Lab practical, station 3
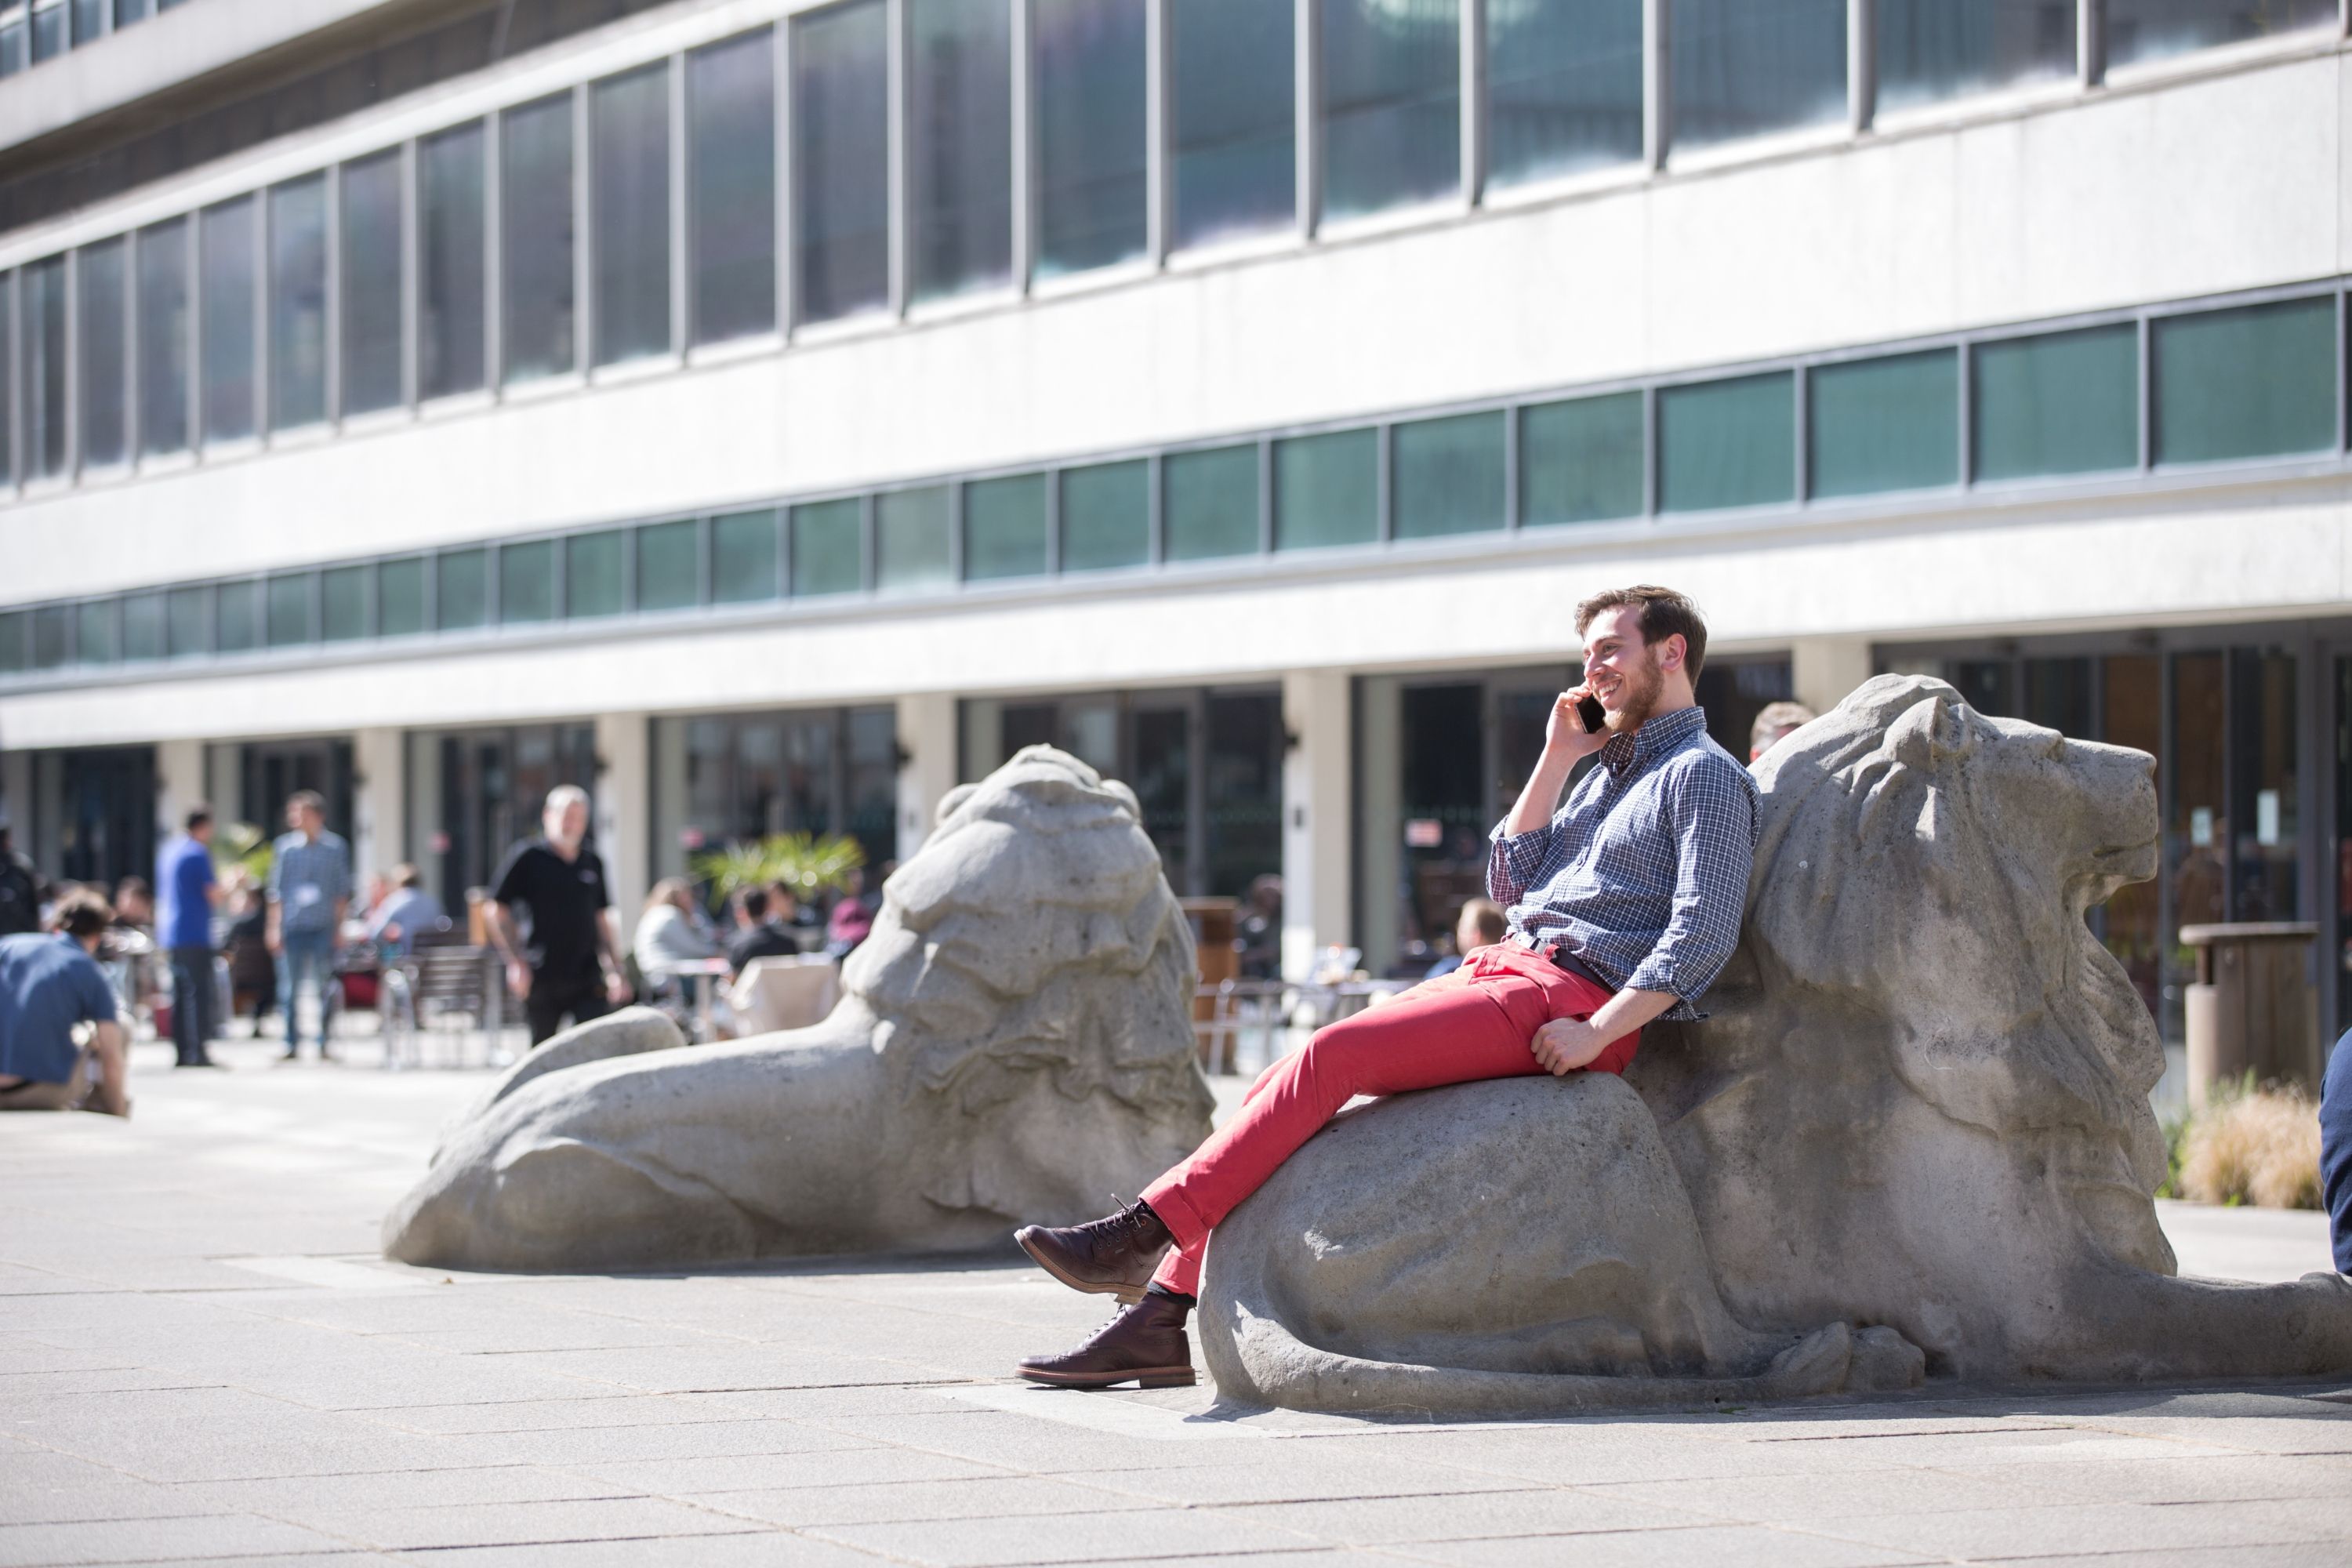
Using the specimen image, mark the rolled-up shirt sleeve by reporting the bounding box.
[1486,815,1562,909]
[1620,761,1756,1012]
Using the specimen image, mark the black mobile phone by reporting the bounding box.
[1576,694,1606,733]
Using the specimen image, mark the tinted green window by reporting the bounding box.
[33,607,73,669]
[1164,445,1260,561]
[0,612,24,673]
[1521,391,1642,525]
[166,586,210,658]
[712,510,782,604]
[1972,324,2137,481]
[321,565,370,641]
[122,592,165,661]
[1392,412,1504,539]
[1275,429,1377,550]
[216,579,261,652]
[792,499,864,596]
[965,474,1048,582]
[876,486,953,595]
[1061,459,1149,572]
[500,540,557,624]
[77,601,119,665]
[2153,297,2337,466]
[1657,371,1794,512]
[265,575,312,647]
[637,520,701,612]
[437,548,488,630]
[567,531,625,618]
[1809,347,1958,499]
[379,557,427,637]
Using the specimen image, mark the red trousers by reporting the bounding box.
[1140,942,1639,1297]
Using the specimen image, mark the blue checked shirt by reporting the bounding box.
[1486,704,1759,1022]
[267,829,353,938]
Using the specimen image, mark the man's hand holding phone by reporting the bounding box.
[1544,685,1610,764]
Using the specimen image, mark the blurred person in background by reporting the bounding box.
[1749,700,1817,762]
[488,785,630,1047]
[0,825,42,938]
[1236,874,1283,981]
[634,878,721,978]
[2325,1030,2350,1276]
[1424,898,1508,981]
[111,876,154,931]
[156,807,224,1069]
[0,888,131,1117]
[267,790,351,1062]
[365,864,444,956]
[825,866,874,959]
[726,887,797,976]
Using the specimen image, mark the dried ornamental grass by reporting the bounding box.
[2176,1085,2323,1210]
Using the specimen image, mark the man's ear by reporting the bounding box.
[1658,633,1686,672]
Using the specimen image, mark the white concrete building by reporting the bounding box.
[1,0,2347,1051]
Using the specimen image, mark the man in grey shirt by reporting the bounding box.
[267,789,350,1062]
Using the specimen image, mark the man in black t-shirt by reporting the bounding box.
[724,888,799,977]
[488,786,632,1047]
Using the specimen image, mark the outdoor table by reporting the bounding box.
[648,956,735,1043]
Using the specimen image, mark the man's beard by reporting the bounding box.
[1606,650,1667,731]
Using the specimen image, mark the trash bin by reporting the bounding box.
[2180,921,2320,1108]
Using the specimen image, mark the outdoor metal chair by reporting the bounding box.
[382,920,506,1070]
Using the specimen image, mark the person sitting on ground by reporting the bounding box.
[1011,585,1758,1389]
[2324,1030,2351,1277]
[0,888,132,1117]
[365,864,445,956]
[1423,898,1508,981]
[724,887,799,976]
[1749,699,1818,761]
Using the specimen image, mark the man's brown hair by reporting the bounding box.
[1459,898,1508,946]
[1573,584,1708,684]
[51,887,113,940]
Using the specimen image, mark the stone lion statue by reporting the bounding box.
[1201,676,2352,1414]
[383,746,1214,1272]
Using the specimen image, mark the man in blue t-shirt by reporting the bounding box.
[157,806,223,1069]
[0,888,130,1116]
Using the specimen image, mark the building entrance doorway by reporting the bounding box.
[415,724,597,906]
[237,739,356,845]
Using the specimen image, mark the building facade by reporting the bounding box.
[1,0,2348,1057]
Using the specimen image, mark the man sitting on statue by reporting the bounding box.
[1012,584,1760,1388]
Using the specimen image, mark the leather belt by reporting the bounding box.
[1541,942,1613,993]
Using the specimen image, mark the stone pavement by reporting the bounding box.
[5,1029,2351,1567]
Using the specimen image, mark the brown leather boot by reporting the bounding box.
[1018,1294,1196,1389]
[1014,1200,1172,1304]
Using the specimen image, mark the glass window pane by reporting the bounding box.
[500,540,557,623]
[637,519,700,611]
[1671,0,1846,151]
[321,564,369,642]
[909,0,1013,303]
[199,198,256,443]
[877,485,955,593]
[1521,391,1642,525]
[1061,458,1149,571]
[1164,444,1259,561]
[266,574,312,648]
[437,549,488,630]
[33,605,72,670]
[116,0,152,28]
[1808,347,1958,498]
[122,592,164,662]
[1657,371,1795,511]
[711,509,781,603]
[793,0,890,324]
[567,531,625,618]
[0,612,26,675]
[2107,0,2334,70]
[965,473,1048,580]
[792,499,865,595]
[1321,0,1458,220]
[20,256,65,478]
[1488,0,1642,187]
[1393,411,1504,539]
[268,175,328,430]
[1875,1,2074,112]
[69,0,98,45]
[1035,0,1147,278]
[593,65,672,365]
[420,122,487,399]
[136,218,190,455]
[77,601,118,666]
[0,19,21,79]
[1275,428,1377,550]
[341,151,405,416]
[0,277,11,483]
[77,238,127,466]
[503,92,576,384]
[379,557,427,637]
[30,1,59,62]
[1972,323,2138,481]
[2154,297,2337,466]
[165,585,209,658]
[1171,0,1294,250]
[689,29,777,345]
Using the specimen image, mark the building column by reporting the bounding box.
[1791,637,1875,717]
[895,691,959,862]
[351,728,403,886]
[1281,670,1352,982]
[595,713,651,917]
[154,738,205,848]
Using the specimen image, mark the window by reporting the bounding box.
[965,473,1049,580]
[216,579,261,654]
[321,565,370,642]
[437,549,489,631]
[593,65,672,365]
[68,0,96,44]
[114,0,151,22]
[1657,372,1795,511]
[266,574,313,648]
[1671,0,1846,151]
[1164,444,1260,561]
[165,586,209,659]
[1321,0,1459,220]
[1521,391,1642,525]
[499,541,558,624]
[712,509,782,603]
[136,218,191,455]
[1875,1,2074,112]
[637,520,701,611]
[877,485,955,593]
[568,531,626,618]
[793,0,890,323]
[0,13,23,78]
[1487,0,1643,187]
[688,30,777,344]
[1061,458,1149,571]
[269,175,328,430]
[199,198,256,443]
[2154,297,2337,466]
[33,606,71,670]
[77,601,118,666]
[503,92,576,383]
[420,122,488,399]
[909,0,1014,303]
[0,613,27,676]
[1170,0,1294,250]
[1972,323,2138,480]
[1035,0,1148,278]
[29,0,59,63]
[340,151,404,415]
[379,557,427,637]
[1392,412,1505,539]
[77,238,128,467]
[1275,429,1377,550]
[122,593,164,662]
[2107,0,2335,71]
[1809,348,1958,498]
[21,256,65,478]
[792,499,864,595]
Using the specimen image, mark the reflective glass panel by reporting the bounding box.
[341,151,405,415]
[29,1,59,62]
[567,530,625,618]
[136,218,191,455]
[1488,0,1643,187]
[33,606,72,669]
[1657,371,1795,511]
[1972,323,2138,480]
[77,601,118,666]
[1671,0,1846,150]
[378,557,427,637]
[69,0,97,44]
[877,485,955,593]
[420,122,488,398]
[0,612,27,675]
[122,593,165,662]
[20,256,64,478]
[1809,347,1958,497]
[688,29,778,344]
[965,473,1048,580]
[1170,0,1294,249]
[1035,0,1147,278]
[2154,297,2337,466]
[321,565,369,642]
[114,0,151,24]
[1876,0,2074,111]
[2107,0,2335,69]
[909,0,1013,303]
[77,238,127,466]
[711,509,782,603]
[637,519,701,611]
[437,549,489,631]
[792,499,865,595]
[1521,391,1642,525]
[500,540,558,624]
[503,92,576,383]
[265,574,312,648]
[793,0,890,323]
[1164,445,1260,561]
[199,198,256,442]
[165,586,209,658]
[593,65,672,365]
[1392,411,1504,539]
[268,175,328,430]
[1275,428,1377,550]
[0,20,20,78]
[1321,0,1458,220]
[1061,458,1149,571]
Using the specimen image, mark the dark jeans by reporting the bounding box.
[525,974,615,1047]
[168,945,218,1065]
[2324,1029,2352,1275]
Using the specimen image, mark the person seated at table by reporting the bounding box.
[365,864,445,955]
[1423,898,1508,981]
[724,887,798,977]
[634,878,722,1004]
[0,888,132,1117]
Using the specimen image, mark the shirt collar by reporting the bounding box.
[1600,703,1708,777]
